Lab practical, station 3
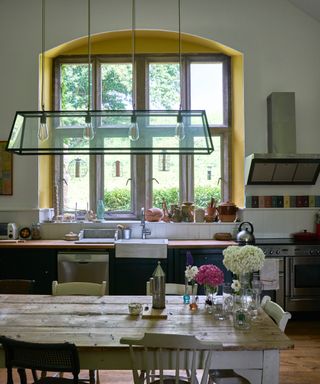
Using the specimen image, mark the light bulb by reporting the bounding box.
[129,114,140,141]
[175,114,185,141]
[83,113,95,140]
[38,113,49,142]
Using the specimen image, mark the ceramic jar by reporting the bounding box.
[181,202,194,222]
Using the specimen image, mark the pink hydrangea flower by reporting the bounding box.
[195,264,224,287]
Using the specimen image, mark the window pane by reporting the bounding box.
[149,63,180,109]
[101,63,132,212]
[190,63,223,125]
[63,155,90,212]
[101,63,132,109]
[152,138,180,209]
[194,136,221,208]
[60,64,92,127]
[61,64,90,110]
[60,64,91,214]
[103,138,131,212]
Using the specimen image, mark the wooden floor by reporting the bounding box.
[0,313,319,383]
[280,313,320,384]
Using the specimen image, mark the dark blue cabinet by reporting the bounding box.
[109,257,168,295]
[169,248,232,294]
[0,248,57,294]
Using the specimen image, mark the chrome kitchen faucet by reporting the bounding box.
[141,207,151,239]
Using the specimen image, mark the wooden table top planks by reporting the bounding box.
[0,294,293,352]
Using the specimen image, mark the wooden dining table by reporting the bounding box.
[0,294,294,384]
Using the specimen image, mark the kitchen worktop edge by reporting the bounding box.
[0,239,237,249]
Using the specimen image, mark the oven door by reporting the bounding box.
[286,256,320,311]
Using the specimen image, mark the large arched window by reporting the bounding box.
[47,31,241,218]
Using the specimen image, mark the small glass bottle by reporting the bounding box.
[183,279,190,304]
[31,223,41,240]
[96,200,105,220]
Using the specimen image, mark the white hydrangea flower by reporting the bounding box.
[223,245,265,275]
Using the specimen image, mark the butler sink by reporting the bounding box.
[115,239,168,258]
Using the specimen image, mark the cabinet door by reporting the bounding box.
[110,258,168,295]
[171,248,232,293]
[0,249,57,294]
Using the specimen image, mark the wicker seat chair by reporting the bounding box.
[0,335,86,383]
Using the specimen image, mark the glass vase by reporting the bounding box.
[204,285,217,314]
[233,273,252,329]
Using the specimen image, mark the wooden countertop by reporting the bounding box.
[0,239,237,249]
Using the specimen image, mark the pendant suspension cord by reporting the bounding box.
[41,0,45,112]
[178,0,182,112]
[87,0,91,113]
[131,0,136,111]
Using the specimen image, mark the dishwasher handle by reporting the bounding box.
[57,252,109,263]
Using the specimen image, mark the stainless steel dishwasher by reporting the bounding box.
[57,251,109,294]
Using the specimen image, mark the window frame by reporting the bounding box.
[53,53,231,219]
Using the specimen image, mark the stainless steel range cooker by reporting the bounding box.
[255,238,320,312]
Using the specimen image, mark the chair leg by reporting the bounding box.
[208,369,250,384]
[96,369,100,384]
[89,369,96,384]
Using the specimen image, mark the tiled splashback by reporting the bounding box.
[246,195,320,208]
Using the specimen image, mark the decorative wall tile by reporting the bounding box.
[309,196,315,207]
[284,196,290,208]
[245,195,320,208]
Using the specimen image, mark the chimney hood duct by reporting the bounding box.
[245,92,320,185]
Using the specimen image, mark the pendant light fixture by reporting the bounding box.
[128,0,140,142]
[6,0,213,155]
[83,0,94,141]
[38,0,49,142]
[175,0,185,142]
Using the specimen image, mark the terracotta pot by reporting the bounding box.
[217,201,238,222]
[145,208,163,222]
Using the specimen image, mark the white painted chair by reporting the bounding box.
[52,280,106,296]
[208,295,292,384]
[261,295,292,332]
[146,282,198,296]
[52,280,106,384]
[120,332,222,384]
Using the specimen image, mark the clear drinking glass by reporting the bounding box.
[222,282,234,315]
[213,295,226,320]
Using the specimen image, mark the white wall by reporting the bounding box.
[0,0,319,234]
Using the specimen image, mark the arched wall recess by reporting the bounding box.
[38,30,244,207]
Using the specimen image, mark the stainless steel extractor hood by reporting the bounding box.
[245,92,320,185]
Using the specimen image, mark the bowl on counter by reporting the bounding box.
[217,201,238,222]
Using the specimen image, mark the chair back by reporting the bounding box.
[120,333,221,384]
[0,335,80,384]
[146,282,198,296]
[52,281,106,296]
[261,295,292,332]
[0,279,35,294]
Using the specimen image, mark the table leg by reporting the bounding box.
[262,350,280,384]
